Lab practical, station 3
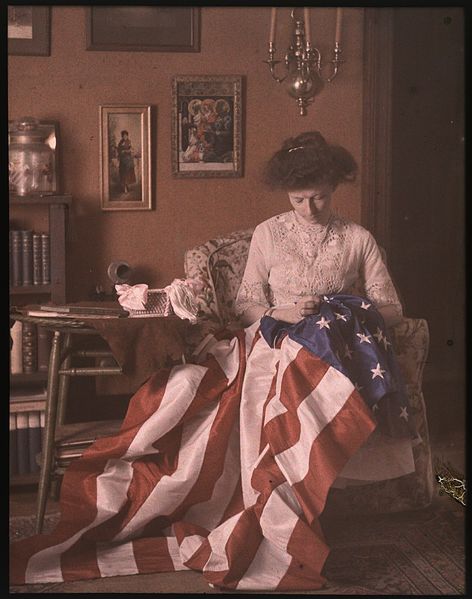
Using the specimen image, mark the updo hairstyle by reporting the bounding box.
[264,131,357,190]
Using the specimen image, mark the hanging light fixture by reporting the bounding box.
[263,7,344,116]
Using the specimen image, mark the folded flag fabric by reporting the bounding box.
[260,294,415,439]
[11,310,382,591]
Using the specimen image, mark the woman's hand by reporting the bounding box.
[271,295,321,324]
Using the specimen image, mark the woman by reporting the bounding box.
[117,130,136,193]
[236,130,402,330]
[11,132,414,592]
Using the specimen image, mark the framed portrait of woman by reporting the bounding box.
[99,105,152,211]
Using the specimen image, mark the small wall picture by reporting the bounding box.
[171,75,243,178]
[8,6,50,56]
[99,105,152,211]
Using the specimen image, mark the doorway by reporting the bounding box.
[363,8,465,443]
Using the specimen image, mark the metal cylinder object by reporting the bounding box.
[107,261,132,284]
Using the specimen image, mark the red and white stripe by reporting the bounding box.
[11,326,376,591]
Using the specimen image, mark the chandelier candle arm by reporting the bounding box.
[327,41,344,83]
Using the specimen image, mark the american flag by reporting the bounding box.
[11,295,405,591]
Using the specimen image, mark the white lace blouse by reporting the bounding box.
[235,211,402,321]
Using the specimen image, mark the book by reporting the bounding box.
[10,385,48,409]
[10,319,23,374]
[41,233,50,284]
[10,414,18,477]
[16,412,29,476]
[10,230,22,287]
[22,321,37,373]
[33,233,42,285]
[25,310,126,319]
[39,304,129,316]
[10,385,48,401]
[20,230,33,286]
[28,411,42,473]
[37,326,52,372]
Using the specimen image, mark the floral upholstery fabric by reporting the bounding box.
[184,230,434,513]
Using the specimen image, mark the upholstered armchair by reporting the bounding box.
[184,229,434,514]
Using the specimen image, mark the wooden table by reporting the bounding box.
[9,311,190,533]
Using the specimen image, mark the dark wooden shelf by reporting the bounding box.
[10,284,52,295]
[9,193,72,206]
[11,372,49,385]
[10,472,39,486]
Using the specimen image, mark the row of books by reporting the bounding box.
[10,386,46,477]
[10,229,50,287]
[10,320,51,374]
[10,406,45,477]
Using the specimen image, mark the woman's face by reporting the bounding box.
[288,183,334,225]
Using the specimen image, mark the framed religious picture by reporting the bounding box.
[99,105,152,211]
[171,75,243,178]
[8,6,50,56]
[86,7,200,52]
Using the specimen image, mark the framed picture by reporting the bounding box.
[99,105,152,211]
[8,6,50,56]
[8,119,60,195]
[86,7,200,52]
[171,75,243,178]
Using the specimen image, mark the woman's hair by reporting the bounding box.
[121,130,129,137]
[264,131,357,190]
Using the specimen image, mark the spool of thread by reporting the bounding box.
[107,261,132,284]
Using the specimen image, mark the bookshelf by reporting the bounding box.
[10,194,71,305]
[10,194,71,487]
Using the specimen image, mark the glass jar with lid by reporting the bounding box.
[9,117,55,196]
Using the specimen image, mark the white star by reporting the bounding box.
[371,363,386,379]
[360,301,372,310]
[316,316,331,330]
[323,295,330,302]
[373,327,384,343]
[400,406,409,421]
[382,337,392,351]
[356,332,372,344]
[344,344,354,359]
[372,403,379,412]
[354,382,363,392]
[334,312,348,321]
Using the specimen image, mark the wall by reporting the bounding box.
[9,6,365,300]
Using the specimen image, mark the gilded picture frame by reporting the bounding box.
[99,105,152,211]
[8,6,50,56]
[171,75,243,178]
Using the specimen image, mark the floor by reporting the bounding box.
[9,433,466,594]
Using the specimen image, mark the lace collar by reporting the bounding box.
[290,210,334,233]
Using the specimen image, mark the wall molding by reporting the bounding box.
[361,8,394,253]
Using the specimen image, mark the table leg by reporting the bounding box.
[56,333,72,426]
[36,330,63,534]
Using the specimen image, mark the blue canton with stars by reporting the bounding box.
[260,294,416,439]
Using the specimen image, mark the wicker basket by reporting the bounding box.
[127,289,174,318]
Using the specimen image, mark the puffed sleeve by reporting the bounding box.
[361,232,403,319]
[235,224,271,324]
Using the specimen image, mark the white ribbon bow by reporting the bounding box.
[115,283,149,310]
[164,279,199,324]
